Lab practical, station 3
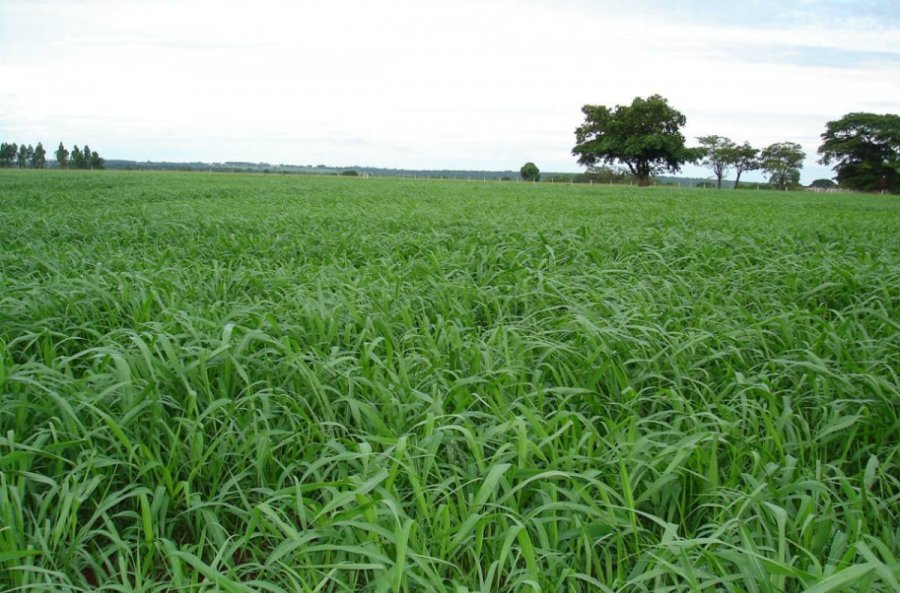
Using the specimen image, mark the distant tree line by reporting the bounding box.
[0,140,104,169]
[533,166,635,185]
[0,142,47,168]
[54,142,105,169]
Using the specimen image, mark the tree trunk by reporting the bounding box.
[716,174,723,189]
[626,162,652,187]
[733,170,743,189]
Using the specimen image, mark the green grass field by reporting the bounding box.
[1,171,898,592]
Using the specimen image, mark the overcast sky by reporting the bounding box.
[2,0,899,182]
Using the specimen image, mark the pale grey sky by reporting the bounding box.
[1,0,899,182]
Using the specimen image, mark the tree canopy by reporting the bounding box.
[0,142,17,167]
[90,150,105,170]
[70,145,85,169]
[16,145,32,169]
[725,142,760,189]
[32,143,47,168]
[760,142,805,190]
[818,112,900,194]
[0,140,102,169]
[573,94,698,187]
[56,142,69,168]
[520,162,540,182]
[810,178,837,189]
[697,135,735,189]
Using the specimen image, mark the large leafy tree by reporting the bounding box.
[818,112,900,193]
[697,135,735,189]
[573,94,698,187]
[520,162,540,182]
[760,142,805,190]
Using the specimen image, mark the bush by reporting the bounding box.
[810,178,837,189]
[735,182,772,190]
[574,165,631,185]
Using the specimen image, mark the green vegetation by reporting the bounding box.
[729,142,762,189]
[811,179,838,190]
[520,162,540,182]
[696,136,760,190]
[68,144,106,170]
[0,140,103,170]
[1,171,898,592]
[101,160,527,180]
[760,142,806,191]
[696,135,735,189]
[573,95,701,187]
[818,113,900,194]
[0,143,18,167]
[55,142,70,169]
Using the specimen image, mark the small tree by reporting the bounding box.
[32,143,47,168]
[55,142,69,168]
[520,162,540,182]
[726,142,760,189]
[761,142,805,190]
[577,165,631,184]
[90,150,105,170]
[0,142,18,167]
[697,135,735,189]
[82,144,92,169]
[17,144,29,168]
[70,145,84,169]
[573,94,699,187]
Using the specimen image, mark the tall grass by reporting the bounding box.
[1,171,898,592]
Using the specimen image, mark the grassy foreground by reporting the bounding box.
[1,171,898,592]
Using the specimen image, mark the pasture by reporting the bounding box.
[1,171,898,592]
